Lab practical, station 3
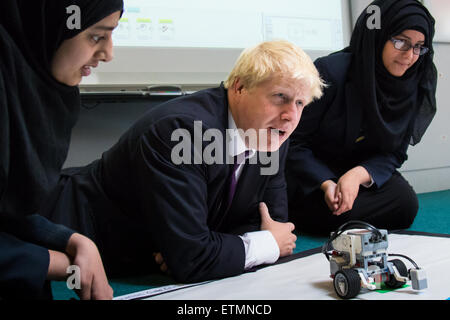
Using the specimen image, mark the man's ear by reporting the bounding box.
[233,78,245,94]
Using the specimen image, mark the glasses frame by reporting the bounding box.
[390,37,429,56]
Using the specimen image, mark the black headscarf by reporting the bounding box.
[343,0,437,152]
[0,0,124,79]
[0,0,123,217]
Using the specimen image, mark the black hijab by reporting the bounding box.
[343,0,437,152]
[0,0,123,217]
[0,0,124,79]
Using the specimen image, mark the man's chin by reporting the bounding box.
[248,134,286,152]
[256,143,282,153]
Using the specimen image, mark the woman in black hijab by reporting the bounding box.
[0,0,123,299]
[286,0,437,234]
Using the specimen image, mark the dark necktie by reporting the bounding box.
[226,150,250,210]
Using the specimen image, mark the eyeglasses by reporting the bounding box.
[390,38,429,56]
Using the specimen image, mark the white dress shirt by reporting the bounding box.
[227,110,280,269]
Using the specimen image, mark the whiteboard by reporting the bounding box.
[80,0,351,87]
[423,0,450,43]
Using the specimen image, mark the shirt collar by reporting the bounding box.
[227,109,256,160]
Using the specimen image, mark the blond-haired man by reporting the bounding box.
[43,40,324,283]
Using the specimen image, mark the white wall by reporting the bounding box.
[401,42,450,193]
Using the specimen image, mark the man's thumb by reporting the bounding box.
[259,202,272,223]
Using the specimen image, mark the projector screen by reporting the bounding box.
[81,0,351,88]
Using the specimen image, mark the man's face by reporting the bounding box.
[230,76,310,152]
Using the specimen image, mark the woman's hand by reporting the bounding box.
[65,233,113,300]
[320,166,371,216]
[333,166,371,216]
[321,180,340,212]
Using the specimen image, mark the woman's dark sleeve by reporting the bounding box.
[1,64,74,299]
[286,58,338,197]
[0,231,50,299]
[1,214,75,252]
[1,56,74,250]
[0,47,46,299]
[358,134,410,188]
[0,214,75,299]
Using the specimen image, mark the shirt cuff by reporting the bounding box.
[239,230,280,270]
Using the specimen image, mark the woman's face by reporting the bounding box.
[382,29,425,77]
[51,11,121,86]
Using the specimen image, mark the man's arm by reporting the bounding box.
[135,118,246,283]
[239,143,297,269]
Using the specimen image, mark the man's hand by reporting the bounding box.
[65,233,113,300]
[259,202,296,257]
[153,252,170,274]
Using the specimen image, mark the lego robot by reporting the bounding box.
[322,221,427,299]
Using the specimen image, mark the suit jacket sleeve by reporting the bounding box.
[286,58,339,197]
[134,116,245,283]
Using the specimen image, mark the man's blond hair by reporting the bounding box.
[224,40,325,103]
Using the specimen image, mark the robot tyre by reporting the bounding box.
[333,269,361,299]
[384,259,408,289]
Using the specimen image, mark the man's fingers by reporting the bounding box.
[287,222,295,232]
[154,252,164,265]
[153,253,171,274]
[289,242,296,254]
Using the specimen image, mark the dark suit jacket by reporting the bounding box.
[286,52,410,199]
[93,85,288,283]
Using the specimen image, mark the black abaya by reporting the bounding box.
[286,0,437,235]
[0,0,123,299]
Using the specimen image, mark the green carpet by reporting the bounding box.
[52,189,450,300]
[409,189,450,234]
